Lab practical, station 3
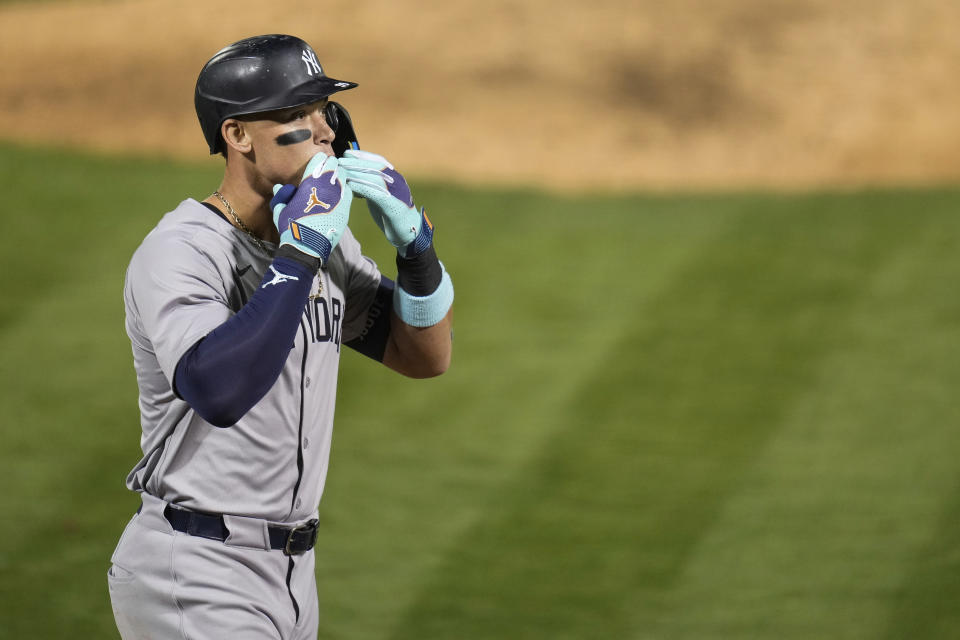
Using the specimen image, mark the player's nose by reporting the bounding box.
[312,110,335,146]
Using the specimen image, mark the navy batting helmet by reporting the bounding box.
[195,34,358,154]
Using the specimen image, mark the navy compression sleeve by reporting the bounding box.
[173,251,316,427]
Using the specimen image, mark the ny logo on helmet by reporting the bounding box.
[301,50,322,76]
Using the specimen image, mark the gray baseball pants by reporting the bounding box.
[108,493,319,639]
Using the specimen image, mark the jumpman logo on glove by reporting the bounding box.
[303,188,331,214]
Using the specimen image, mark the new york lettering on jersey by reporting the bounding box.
[304,295,343,349]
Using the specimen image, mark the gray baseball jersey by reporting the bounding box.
[122,197,381,522]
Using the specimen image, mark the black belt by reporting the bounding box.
[163,505,318,556]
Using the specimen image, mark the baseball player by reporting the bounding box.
[107,34,453,639]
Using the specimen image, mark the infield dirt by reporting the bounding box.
[1,0,959,191]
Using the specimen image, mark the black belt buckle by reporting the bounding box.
[283,519,319,556]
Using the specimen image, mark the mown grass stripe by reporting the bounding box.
[385,194,933,639]
[637,205,960,639]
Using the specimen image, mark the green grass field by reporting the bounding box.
[2,141,960,639]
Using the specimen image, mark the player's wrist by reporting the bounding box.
[279,230,333,264]
[396,242,443,296]
[393,263,453,327]
[393,213,453,327]
[276,244,322,272]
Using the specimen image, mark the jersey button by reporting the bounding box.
[295,498,302,510]
[305,376,312,388]
[303,437,310,449]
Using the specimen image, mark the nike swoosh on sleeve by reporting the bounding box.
[232,265,252,307]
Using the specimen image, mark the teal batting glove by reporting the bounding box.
[339,150,432,257]
[272,152,353,264]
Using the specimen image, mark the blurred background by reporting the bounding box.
[2,0,960,638]
[3,0,960,190]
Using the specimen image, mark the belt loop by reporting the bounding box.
[222,514,272,550]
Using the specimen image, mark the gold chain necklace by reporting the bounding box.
[212,191,267,253]
[212,191,324,298]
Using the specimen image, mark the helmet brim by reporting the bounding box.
[203,77,357,153]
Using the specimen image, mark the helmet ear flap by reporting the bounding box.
[325,101,359,157]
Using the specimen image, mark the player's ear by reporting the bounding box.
[221,119,252,154]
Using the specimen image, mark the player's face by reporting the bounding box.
[244,99,336,187]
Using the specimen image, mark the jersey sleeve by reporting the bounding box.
[125,231,233,384]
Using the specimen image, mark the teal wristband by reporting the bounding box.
[393,264,454,327]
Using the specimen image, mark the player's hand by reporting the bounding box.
[271,152,353,264]
[339,150,433,257]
